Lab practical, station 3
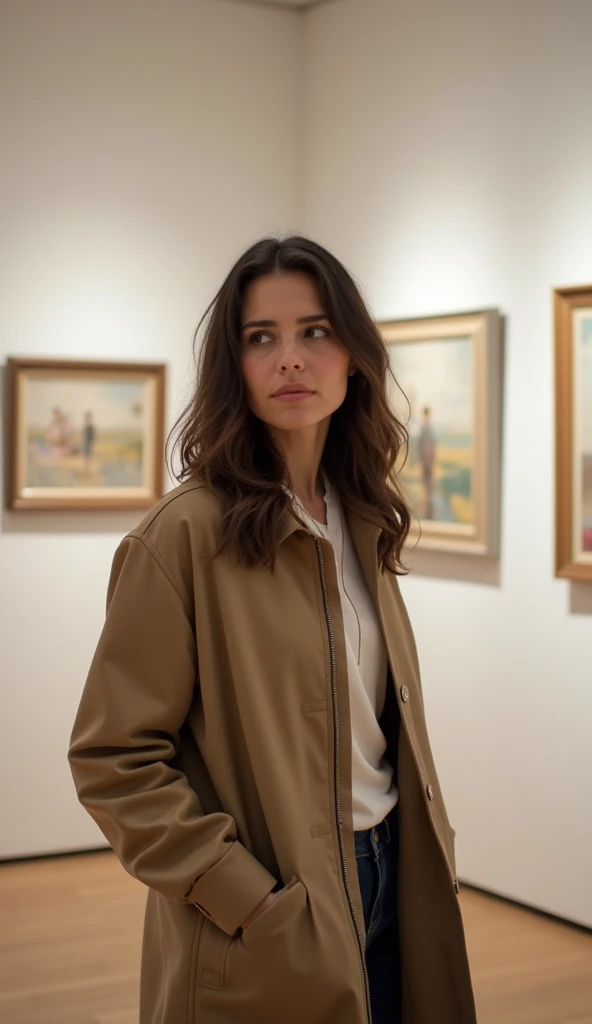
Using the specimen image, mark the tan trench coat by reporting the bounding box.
[68,480,477,1024]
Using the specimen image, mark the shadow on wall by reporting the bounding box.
[570,584,592,616]
[0,508,144,536]
[404,548,501,587]
[405,551,592,615]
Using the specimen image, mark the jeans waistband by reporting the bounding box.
[354,805,398,858]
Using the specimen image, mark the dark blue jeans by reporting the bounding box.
[355,806,401,1024]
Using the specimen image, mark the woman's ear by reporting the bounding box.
[348,364,357,376]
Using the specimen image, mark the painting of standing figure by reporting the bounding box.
[379,310,502,556]
[418,407,437,518]
[394,336,473,527]
[6,358,166,510]
[555,286,592,582]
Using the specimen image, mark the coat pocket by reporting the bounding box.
[200,876,330,1022]
[240,875,308,953]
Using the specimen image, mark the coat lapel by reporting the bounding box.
[343,507,381,603]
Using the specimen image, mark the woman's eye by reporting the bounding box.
[247,326,330,345]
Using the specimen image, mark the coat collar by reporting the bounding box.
[345,506,382,601]
[279,500,381,597]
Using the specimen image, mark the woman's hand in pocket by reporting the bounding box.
[240,889,280,932]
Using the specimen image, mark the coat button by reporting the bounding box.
[426,784,434,801]
[400,685,410,703]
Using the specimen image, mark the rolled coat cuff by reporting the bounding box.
[186,840,277,935]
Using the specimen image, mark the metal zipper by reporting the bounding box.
[314,537,373,1024]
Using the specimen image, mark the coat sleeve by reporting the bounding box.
[68,534,277,936]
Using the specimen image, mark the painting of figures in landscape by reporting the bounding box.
[6,359,165,510]
[380,310,502,556]
[391,336,473,528]
[575,309,592,559]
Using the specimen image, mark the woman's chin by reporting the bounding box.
[264,410,332,434]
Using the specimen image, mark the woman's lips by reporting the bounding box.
[272,391,315,402]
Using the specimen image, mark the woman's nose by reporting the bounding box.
[276,341,304,372]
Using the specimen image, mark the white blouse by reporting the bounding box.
[288,474,399,831]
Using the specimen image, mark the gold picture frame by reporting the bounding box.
[554,285,592,583]
[379,310,503,556]
[5,357,166,511]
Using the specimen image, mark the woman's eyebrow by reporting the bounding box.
[241,313,330,330]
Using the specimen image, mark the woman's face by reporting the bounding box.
[239,272,353,435]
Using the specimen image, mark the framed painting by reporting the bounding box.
[5,358,166,511]
[555,285,592,583]
[379,310,503,556]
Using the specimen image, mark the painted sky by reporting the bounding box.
[27,377,147,432]
[389,335,473,434]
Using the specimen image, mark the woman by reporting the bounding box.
[68,236,477,1024]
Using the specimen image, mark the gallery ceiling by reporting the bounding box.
[209,0,329,9]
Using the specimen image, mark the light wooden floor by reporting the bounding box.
[0,850,590,1023]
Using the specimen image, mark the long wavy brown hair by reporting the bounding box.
[168,235,411,571]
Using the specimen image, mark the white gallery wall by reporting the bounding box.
[303,0,592,927]
[0,0,301,858]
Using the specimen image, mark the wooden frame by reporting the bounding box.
[379,310,503,556]
[554,285,592,582]
[5,357,166,511]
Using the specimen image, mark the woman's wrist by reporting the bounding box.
[240,887,279,932]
